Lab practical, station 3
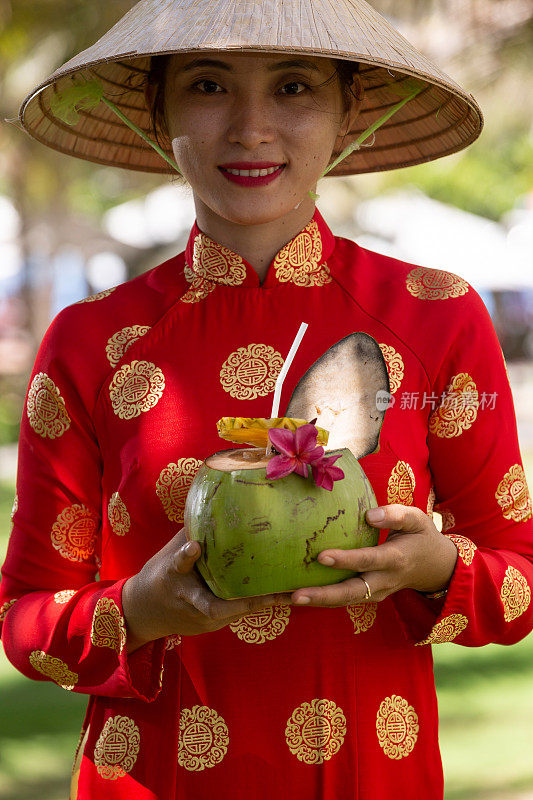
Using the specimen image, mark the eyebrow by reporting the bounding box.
[181,58,322,73]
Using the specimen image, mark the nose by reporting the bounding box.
[226,95,275,149]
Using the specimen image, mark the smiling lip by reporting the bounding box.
[218,163,286,187]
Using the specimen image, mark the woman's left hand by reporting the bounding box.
[290,504,459,607]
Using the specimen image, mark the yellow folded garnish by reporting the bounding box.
[217,417,329,448]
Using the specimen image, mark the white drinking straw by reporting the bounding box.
[265,322,308,455]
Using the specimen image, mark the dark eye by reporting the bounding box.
[280,81,308,95]
[193,79,222,94]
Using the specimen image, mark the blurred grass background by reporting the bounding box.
[1,453,533,799]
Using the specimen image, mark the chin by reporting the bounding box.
[213,199,304,227]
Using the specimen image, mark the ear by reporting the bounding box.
[339,74,365,138]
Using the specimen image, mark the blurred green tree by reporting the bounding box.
[0,0,162,353]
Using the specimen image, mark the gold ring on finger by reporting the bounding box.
[360,577,372,601]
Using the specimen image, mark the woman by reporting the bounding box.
[1,1,532,799]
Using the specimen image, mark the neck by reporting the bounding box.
[193,196,317,283]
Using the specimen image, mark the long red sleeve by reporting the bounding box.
[0,303,165,700]
[390,283,533,646]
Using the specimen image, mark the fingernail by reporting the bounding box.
[319,555,335,566]
[295,596,311,605]
[367,507,385,522]
[184,541,197,555]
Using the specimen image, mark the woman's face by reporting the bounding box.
[158,52,361,226]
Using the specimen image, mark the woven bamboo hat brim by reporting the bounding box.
[16,0,483,176]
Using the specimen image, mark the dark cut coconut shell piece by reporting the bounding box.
[285,332,390,460]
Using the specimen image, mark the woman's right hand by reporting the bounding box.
[122,526,293,653]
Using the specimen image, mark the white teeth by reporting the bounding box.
[224,166,282,176]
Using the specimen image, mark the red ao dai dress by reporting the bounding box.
[1,208,533,799]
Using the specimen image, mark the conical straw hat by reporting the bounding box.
[16,0,483,176]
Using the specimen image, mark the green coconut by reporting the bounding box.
[184,446,378,599]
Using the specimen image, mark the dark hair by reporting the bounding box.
[146,54,173,152]
[145,55,360,171]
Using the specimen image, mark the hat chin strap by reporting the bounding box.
[50,77,424,201]
[308,83,424,200]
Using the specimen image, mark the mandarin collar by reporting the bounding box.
[183,207,336,292]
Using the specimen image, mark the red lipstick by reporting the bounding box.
[218,162,286,187]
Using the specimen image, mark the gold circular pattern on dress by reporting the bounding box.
[0,598,17,621]
[346,602,377,634]
[273,219,331,287]
[50,504,98,563]
[156,458,203,524]
[220,343,284,400]
[495,464,533,523]
[416,613,469,646]
[181,280,216,304]
[376,695,419,760]
[501,348,512,390]
[378,343,404,394]
[429,373,479,438]
[165,634,182,650]
[108,492,131,536]
[26,372,71,439]
[426,486,436,516]
[500,565,531,622]
[105,325,151,367]
[405,267,469,300]
[71,725,89,781]
[285,698,346,764]
[94,715,140,780]
[438,508,456,532]
[109,360,165,420]
[387,461,415,505]
[192,233,247,285]
[77,287,116,303]
[29,650,78,690]
[229,604,291,644]
[178,705,229,771]
[91,597,127,654]
[181,263,217,303]
[53,589,77,604]
[445,533,477,566]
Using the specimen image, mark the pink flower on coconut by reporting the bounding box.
[266,423,325,480]
[266,423,346,490]
[311,453,345,491]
